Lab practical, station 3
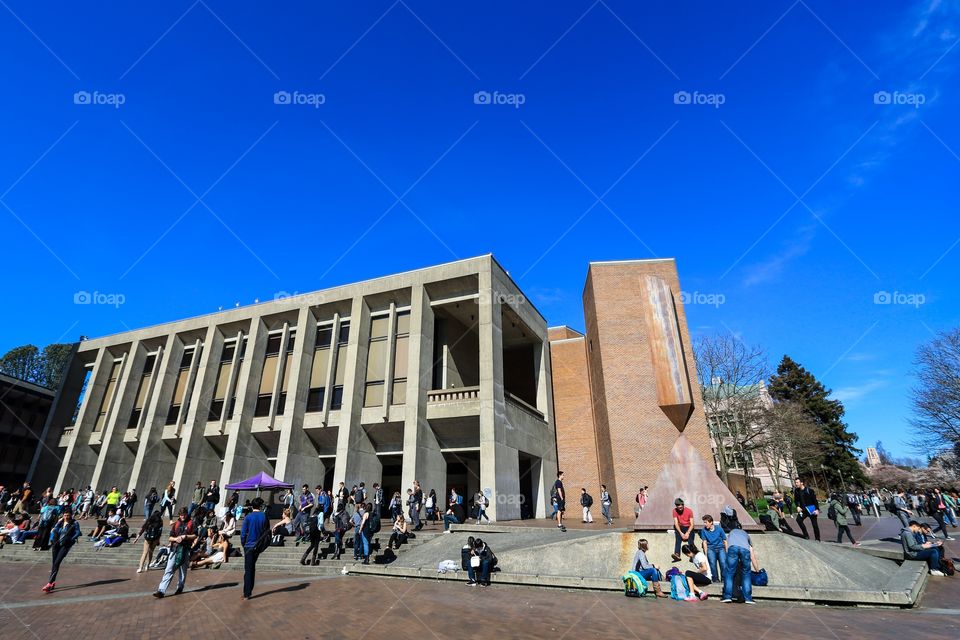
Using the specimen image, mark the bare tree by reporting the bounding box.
[694,333,769,484]
[910,327,960,455]
[754,400,822,491]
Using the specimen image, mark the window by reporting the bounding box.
[208,342,238,421]
[254,334,283,417]
[94,359,123,432]
[276,331,296,415]
[127,353,157,429]
[306,325,332,413]
[391,311,410,405]
[364,315,389,408]
[226,338,246,420]
[166,347,197,425]
[331,321,349,410]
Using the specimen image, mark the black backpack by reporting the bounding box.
[368,513,381,534]
[144,521,163,542]
[585,494,594,508]
[827,503,837,521]
[720,511,741,533]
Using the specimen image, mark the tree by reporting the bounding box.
[768,355,867,488]
[694,333,769,484]
[910,327,960,455]
[754,400,822,491]
[0,342,73,389]
[0,345,41,382]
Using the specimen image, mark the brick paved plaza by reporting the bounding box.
[2,532,958,640]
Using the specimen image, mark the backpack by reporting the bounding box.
[144,521,163,542]
[885,499,897,514]
[720,511,741,533]
[621,571,648,597]
[751,568,769,586]
[585,494,593,508]
[941,557,956,576]
[827,503,837,521]
[368,513,381,534]
[669,573,689,600]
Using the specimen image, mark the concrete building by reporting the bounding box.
[549,259,716,520]
[865,446,882,468]
[45,256,556,520]
[0,373,56,488]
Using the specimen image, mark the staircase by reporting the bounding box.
[0,526,444,576]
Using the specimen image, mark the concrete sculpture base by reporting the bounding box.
[350,525,927,607]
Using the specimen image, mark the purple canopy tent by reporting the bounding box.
[225,471,293,497]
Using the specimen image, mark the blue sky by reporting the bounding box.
[2,1,958,459]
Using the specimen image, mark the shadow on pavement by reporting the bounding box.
[251,583,309,599]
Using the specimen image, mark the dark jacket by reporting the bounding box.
[794,486,818,511]
[51,520,81,548]
[927,493,947,515]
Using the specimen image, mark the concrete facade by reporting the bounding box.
[45,256,557,520]
[0,373,56,488]
[549,259,714,519]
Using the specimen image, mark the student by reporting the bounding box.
[793,478,821,542]
[631,538,667,598]
[828,493,860,546]
[893,489,913,529]
[135,511,165,573]
[580,488,594,523]
[671,498,694,562]
[901,520,945,576]
[442,500,466,532]
[469,538,494,587]
[191,532,229,569]
[387,513,409,550]
[42,507,81,593]
[599,485,613,525]
[153,508,196,598]
[699,515,727,582]
[681,544,711,601]
[332,504,351,560]
[461,535,476,573]
[300,509,325,565]
[240,497,270,599]
[926,488,955,540]
[474,490,490,524]
[553,471,567,532]
[721,527,759,604]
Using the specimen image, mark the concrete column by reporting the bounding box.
[332,296,381,489]
[478,267,519,521]
[129,334,178,493]
[275,307,325,487]
[218,319,268,490]
[54,348,108,493]
[173,326,222,492]
[90,341,142,490]
[401,284,445,504]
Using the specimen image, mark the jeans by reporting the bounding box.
[443,514,459,531]
[48,543,72,583]
[638,567,661,583]
[722,546,753,602]
[836,524,856,544]
[931,512,949,538]
[410,506,421,529]
[243,548,260,597]
[601,503,612,524]
[706,546,726,582]
[188,502,199,517]
[158,552,187,594]
[477,506,489,522]
[912,547,942,572]
[896,510,911,528]
[353,531,370,559]
[674,530,692,555]
[468,559,491,584]
[204,502,216,514]
[947,507,959,528]
[144,506,152,520]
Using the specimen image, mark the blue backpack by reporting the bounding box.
[669,573,690,600]
[621,571,648,597]
[751,568,769,586]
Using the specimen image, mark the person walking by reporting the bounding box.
[413,482,424,531]
[41,507,81,593]
[721,527,759,604]
[893,489,913,529]
[135,511,165,573]
[299,509,324,566]
[793,478,821,542]
[828,493,860,546]
[153,508,196,598]
[160,482,176,520]
[599,485,613,525]
[143,487,159,520]
[240,497,269,600]
[926,488,955,540]
[474,490,490,524]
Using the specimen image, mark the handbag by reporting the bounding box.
[470,555,481,568]
[750,568,769,586]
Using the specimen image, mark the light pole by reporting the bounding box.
[837,467,847,494]
[820,464,832,496]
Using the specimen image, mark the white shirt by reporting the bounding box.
[692,551,712,581]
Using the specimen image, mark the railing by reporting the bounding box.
[427,386,480,403]
[506,392,544,420]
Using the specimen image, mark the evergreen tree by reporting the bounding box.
[768,355,867,488]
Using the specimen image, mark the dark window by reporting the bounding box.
[254,395,272,417]
[266,334,282,355]
[330,386,344,410]
[306,388,325,412]
[208,399,224,422]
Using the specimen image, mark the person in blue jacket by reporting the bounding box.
[240,497,270,600]
[42,507,82,593]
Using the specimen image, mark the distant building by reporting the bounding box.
[865,447,882,468]
[0,373,56,488]
[703,380,793,493]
